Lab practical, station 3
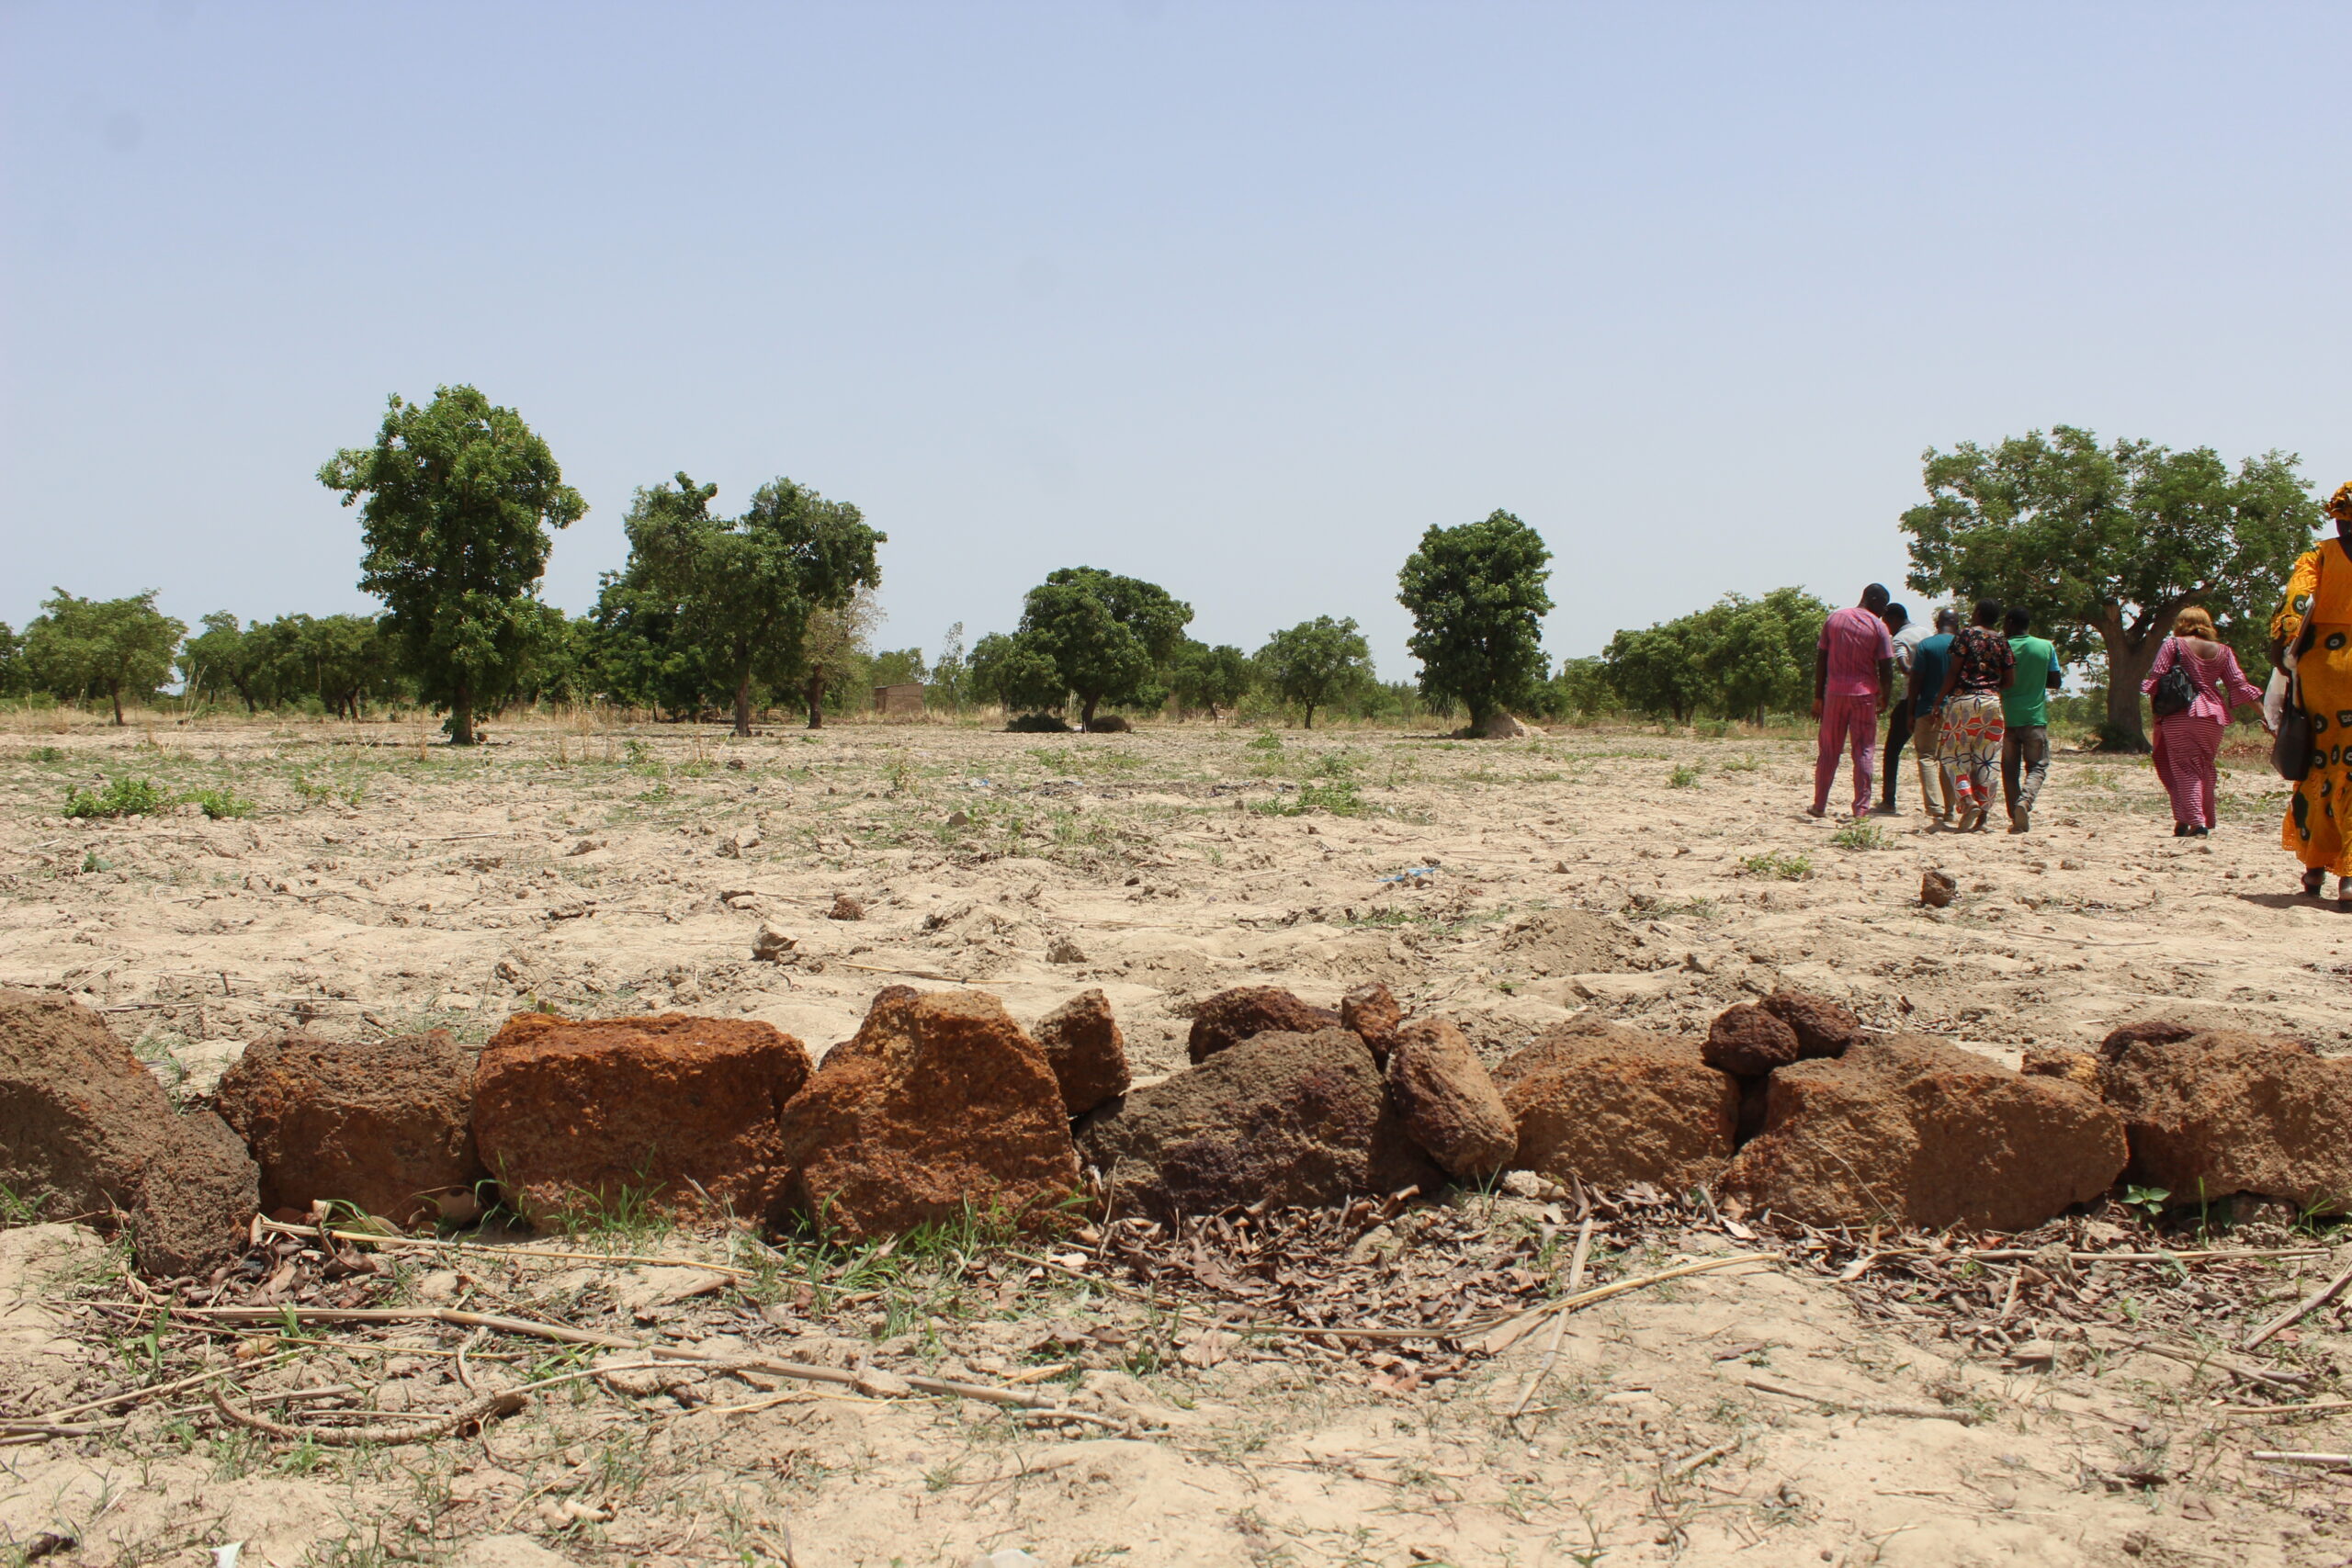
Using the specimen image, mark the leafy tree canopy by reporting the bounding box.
[1901,425,2318,749]
[1012,567,1193,728]
[321,385,585,743]
[624,472,885,734]
[1396,511,1554,730]
[1168,638,1256,719]
[24,589,186,725]
[968,629,1067,716]
[1255,615,1373,729]
[1601,588,1829,723]
[0,623,23,699]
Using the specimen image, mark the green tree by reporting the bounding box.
[0,624,22,699]
[1543,656,1616,719]
[1396,511,1555,732]
[179,612,266,712]
[797,589,884,728]
[580,564,729,718]
[1901,426,2318,750]
[1255,615,1372,729]
[321,385,585,744]
[1702,588,1829,723]
[1601,622,1706,722]
[968,630,1067,716]
[1168,638,1255,720]
[624,472,884,735]
[24,590,186,725]
[1013,567,1193,729]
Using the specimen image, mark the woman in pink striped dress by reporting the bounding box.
[2139,607,2265,837]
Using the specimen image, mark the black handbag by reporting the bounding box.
[2273,547,2326,781]
[2150,641,2197,718]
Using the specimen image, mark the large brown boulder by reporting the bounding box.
[1703,1004,1801,1077]
[1385,1019,1516,1178]
[776,987,1080,1240]
[217,1031,485,1231]
[2097,1029,2352,1213]
[1078,1029,1442,1215]
[1034,989,1130,1118]
[1498,1018,1737,1193]
[1723,1034,2127,1231]
[474,1012,813,1228]
[1187,987,1340,1065]
[0,988,255,1277]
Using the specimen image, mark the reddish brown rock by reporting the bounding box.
[1723,1035,2127,1231]
[1498,1018,1738,1193]
[776,988,1080,1239]
[2095,1020,2201,1061]
[1703,1004,1801,1077]
[1385,1019,1516,1178]
[0,988,256,1276]
[1187,987,1341,1065]
[2098,1029,2352,1213]
[1035,989,1130,1118]
[1761,991,1862,1059]
[1078,1029,1442,1215]
[828,894,865,921]
[474,1011,813,1228]
[217,1030,484,1231]
[1340,983,1407,1064]
[2020,1047,2099,1093]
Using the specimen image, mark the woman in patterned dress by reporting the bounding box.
[1936,598,2016,832]
[2270,483,2352,901]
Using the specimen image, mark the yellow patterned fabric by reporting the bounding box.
[2272,537,2352,874]
[2327,481,2352,525]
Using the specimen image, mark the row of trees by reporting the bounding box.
[7,400,2325,750]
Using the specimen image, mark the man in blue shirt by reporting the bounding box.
[1905,608,1959,823]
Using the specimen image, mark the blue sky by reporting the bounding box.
[5,2,2347,674]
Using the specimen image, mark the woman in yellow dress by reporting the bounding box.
[2270,481,2352,901]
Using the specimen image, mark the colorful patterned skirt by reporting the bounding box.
[2287,624,2352,874]
[1939,693,2006,799]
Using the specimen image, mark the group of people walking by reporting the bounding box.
[1810,586,2056,833]
[1803,479,2352,907]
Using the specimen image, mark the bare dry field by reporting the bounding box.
[3,712,2349,1568]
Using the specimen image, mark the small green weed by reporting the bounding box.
[1252,780,1367,817]
[187,786,254,820]
[2122,1184,2169,1219]
[1830,822,1890,851]
[1668,764,1702,788]
[1718,755,1762,773]
[1741,851,1813,880]
[1245,732,1283,752]
[80,851,110,873]
[28,746,65,762]
[62,776,166,818]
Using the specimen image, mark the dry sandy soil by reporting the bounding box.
[2,711,2348,1568]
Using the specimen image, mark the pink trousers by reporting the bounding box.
[1814,694,1879,815]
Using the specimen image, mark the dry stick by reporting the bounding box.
[2241,1257,2352,1352]
[167,1304,1069,1413]
[211,1387,526,1447]
[13,1346,307,1428]
[2115,1337,2310,1390]
[1508,1207,1596,1422]
[252,1215,759,1280]
[1733,1373,1980,1426]
[2250,1450,2352,1469]
[1665,1438,1740,1481]
[2216,1400,2352,1421]
[1479,1255,1774,1355]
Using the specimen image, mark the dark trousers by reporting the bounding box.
[1881,711,1909,806]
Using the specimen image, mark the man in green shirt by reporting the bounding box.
[2002,606,2062,833]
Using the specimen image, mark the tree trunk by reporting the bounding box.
[1081,694,1100,730]
[108,682,124,726]
[733,673,754,738]
[2100,630,2163,751]
[449,682,476,746]
[1303,703,1317,730]
[803,671,826,729]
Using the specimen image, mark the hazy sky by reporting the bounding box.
[5,2,2348,676]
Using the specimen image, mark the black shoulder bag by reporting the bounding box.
[2272,548,2325,781]
[2149,640,2197,718]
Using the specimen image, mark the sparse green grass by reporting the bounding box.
[1252,780,1369,817]
[1830,822,1890,850]
[1668,764,1702,788]
[187,785,255,819]
[1718,755,1762,773]
[1741,851,1813,880]
[62,775,166,818]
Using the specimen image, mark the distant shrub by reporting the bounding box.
[62,776,165,819]
[1006,713,1072,733]
[1246,732,1283,752]
[1085,714,1133,733]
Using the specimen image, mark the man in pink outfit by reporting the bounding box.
[1811,583,1897,818]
